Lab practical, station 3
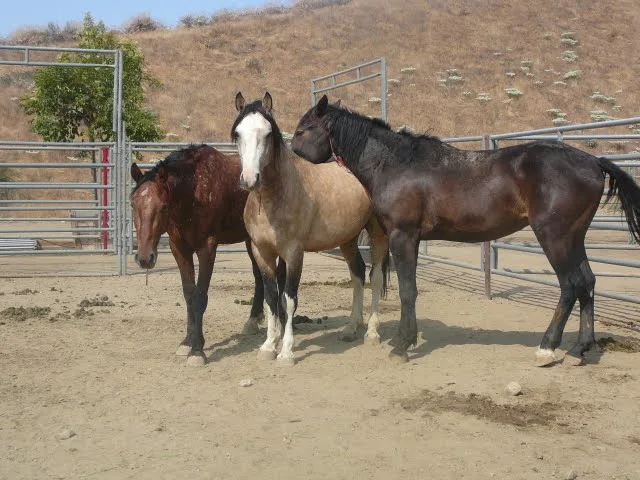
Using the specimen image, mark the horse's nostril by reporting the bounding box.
[149,253,155,264]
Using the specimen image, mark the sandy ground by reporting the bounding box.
[1,250,640,480]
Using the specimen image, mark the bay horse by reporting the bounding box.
[291,94,640,366]
[231,92,390,365]
[130,144,275,366]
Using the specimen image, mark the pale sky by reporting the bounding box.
[1,0,273,37]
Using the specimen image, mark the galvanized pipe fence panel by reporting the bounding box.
[0,45,123,276]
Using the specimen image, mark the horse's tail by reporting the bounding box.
[597,156,640,242]
[367,247,391,299]
[382,249,391,299]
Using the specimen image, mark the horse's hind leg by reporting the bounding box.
[338,237,366,342]
[364,220,390,345]
[241,239,265,335]
[533,227,595,366]
[565,250,596,366]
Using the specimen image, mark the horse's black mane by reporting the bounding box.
[325,105,443,164]
[131,143,205,196]
[231,100,284,161]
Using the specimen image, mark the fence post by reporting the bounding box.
[482,135,493,299]
[100,147,110,251]
[380,56,387,122]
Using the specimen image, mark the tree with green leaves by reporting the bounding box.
[20,13,164,145]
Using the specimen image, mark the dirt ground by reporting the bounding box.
[1,250,640,480]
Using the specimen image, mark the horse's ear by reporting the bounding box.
[235,92,246,112]
[130,163,143,183]
[332,99,341,108]
[262,91,273,113]
[156,166,168,183]
[316,95,329,116]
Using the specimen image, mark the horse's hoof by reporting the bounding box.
[241,319,261,335]
[364,333,381,345]
[535,348,557,367]
[563,352,585,366]
[257,349,277,361]
[175,344,191,356]
[338,330,358,342]
[276,355,296,367]
[186,353,207,367]
[389,348,409,364]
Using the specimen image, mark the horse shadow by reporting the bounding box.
[204,313,636,365]
[203,314,359,363]
[291,316,630,365]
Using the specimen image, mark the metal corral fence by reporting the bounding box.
[0,45,124,276]
[426,116,640,305]
[311,57,388,121]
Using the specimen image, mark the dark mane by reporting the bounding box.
[231,100,284,160]
[131,143,205,196]
[325,106,444,164]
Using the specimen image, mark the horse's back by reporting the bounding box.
[192,146,249,244]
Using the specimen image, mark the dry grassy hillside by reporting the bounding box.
[137,0,640,146]
[1,0,640,164]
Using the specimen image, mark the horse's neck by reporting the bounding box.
[258,150,297,205]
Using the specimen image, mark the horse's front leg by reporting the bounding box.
[338,237,365,342]
[241,239,265,335]
[170,241,196,356]
[185,241,218,367]
[389,229,419,363]
[253,244,281,361]
[277,250,304,366]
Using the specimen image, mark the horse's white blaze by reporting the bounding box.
[235,112,272,188]
[278,293,296,360]
[259,300,280,354]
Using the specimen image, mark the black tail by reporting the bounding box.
[597,157,640,243]
[381,249,391,299]
[369,249,392,299]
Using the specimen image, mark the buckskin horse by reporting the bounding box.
[231,92,390,366]
[291,94,640,366]
[130,144,273,366]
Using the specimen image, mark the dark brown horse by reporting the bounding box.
[130,144,270,366]
[292,94,640,366]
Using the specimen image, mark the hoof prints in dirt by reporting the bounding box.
[596,336,640,353]
[399,389,568,428]
[1,306,51,322]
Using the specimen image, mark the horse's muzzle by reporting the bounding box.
[135,251,157,269]
[240,172,260,190]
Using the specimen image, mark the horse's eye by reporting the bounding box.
[294,130,303,137]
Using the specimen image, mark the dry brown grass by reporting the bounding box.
[1,0,640,191]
